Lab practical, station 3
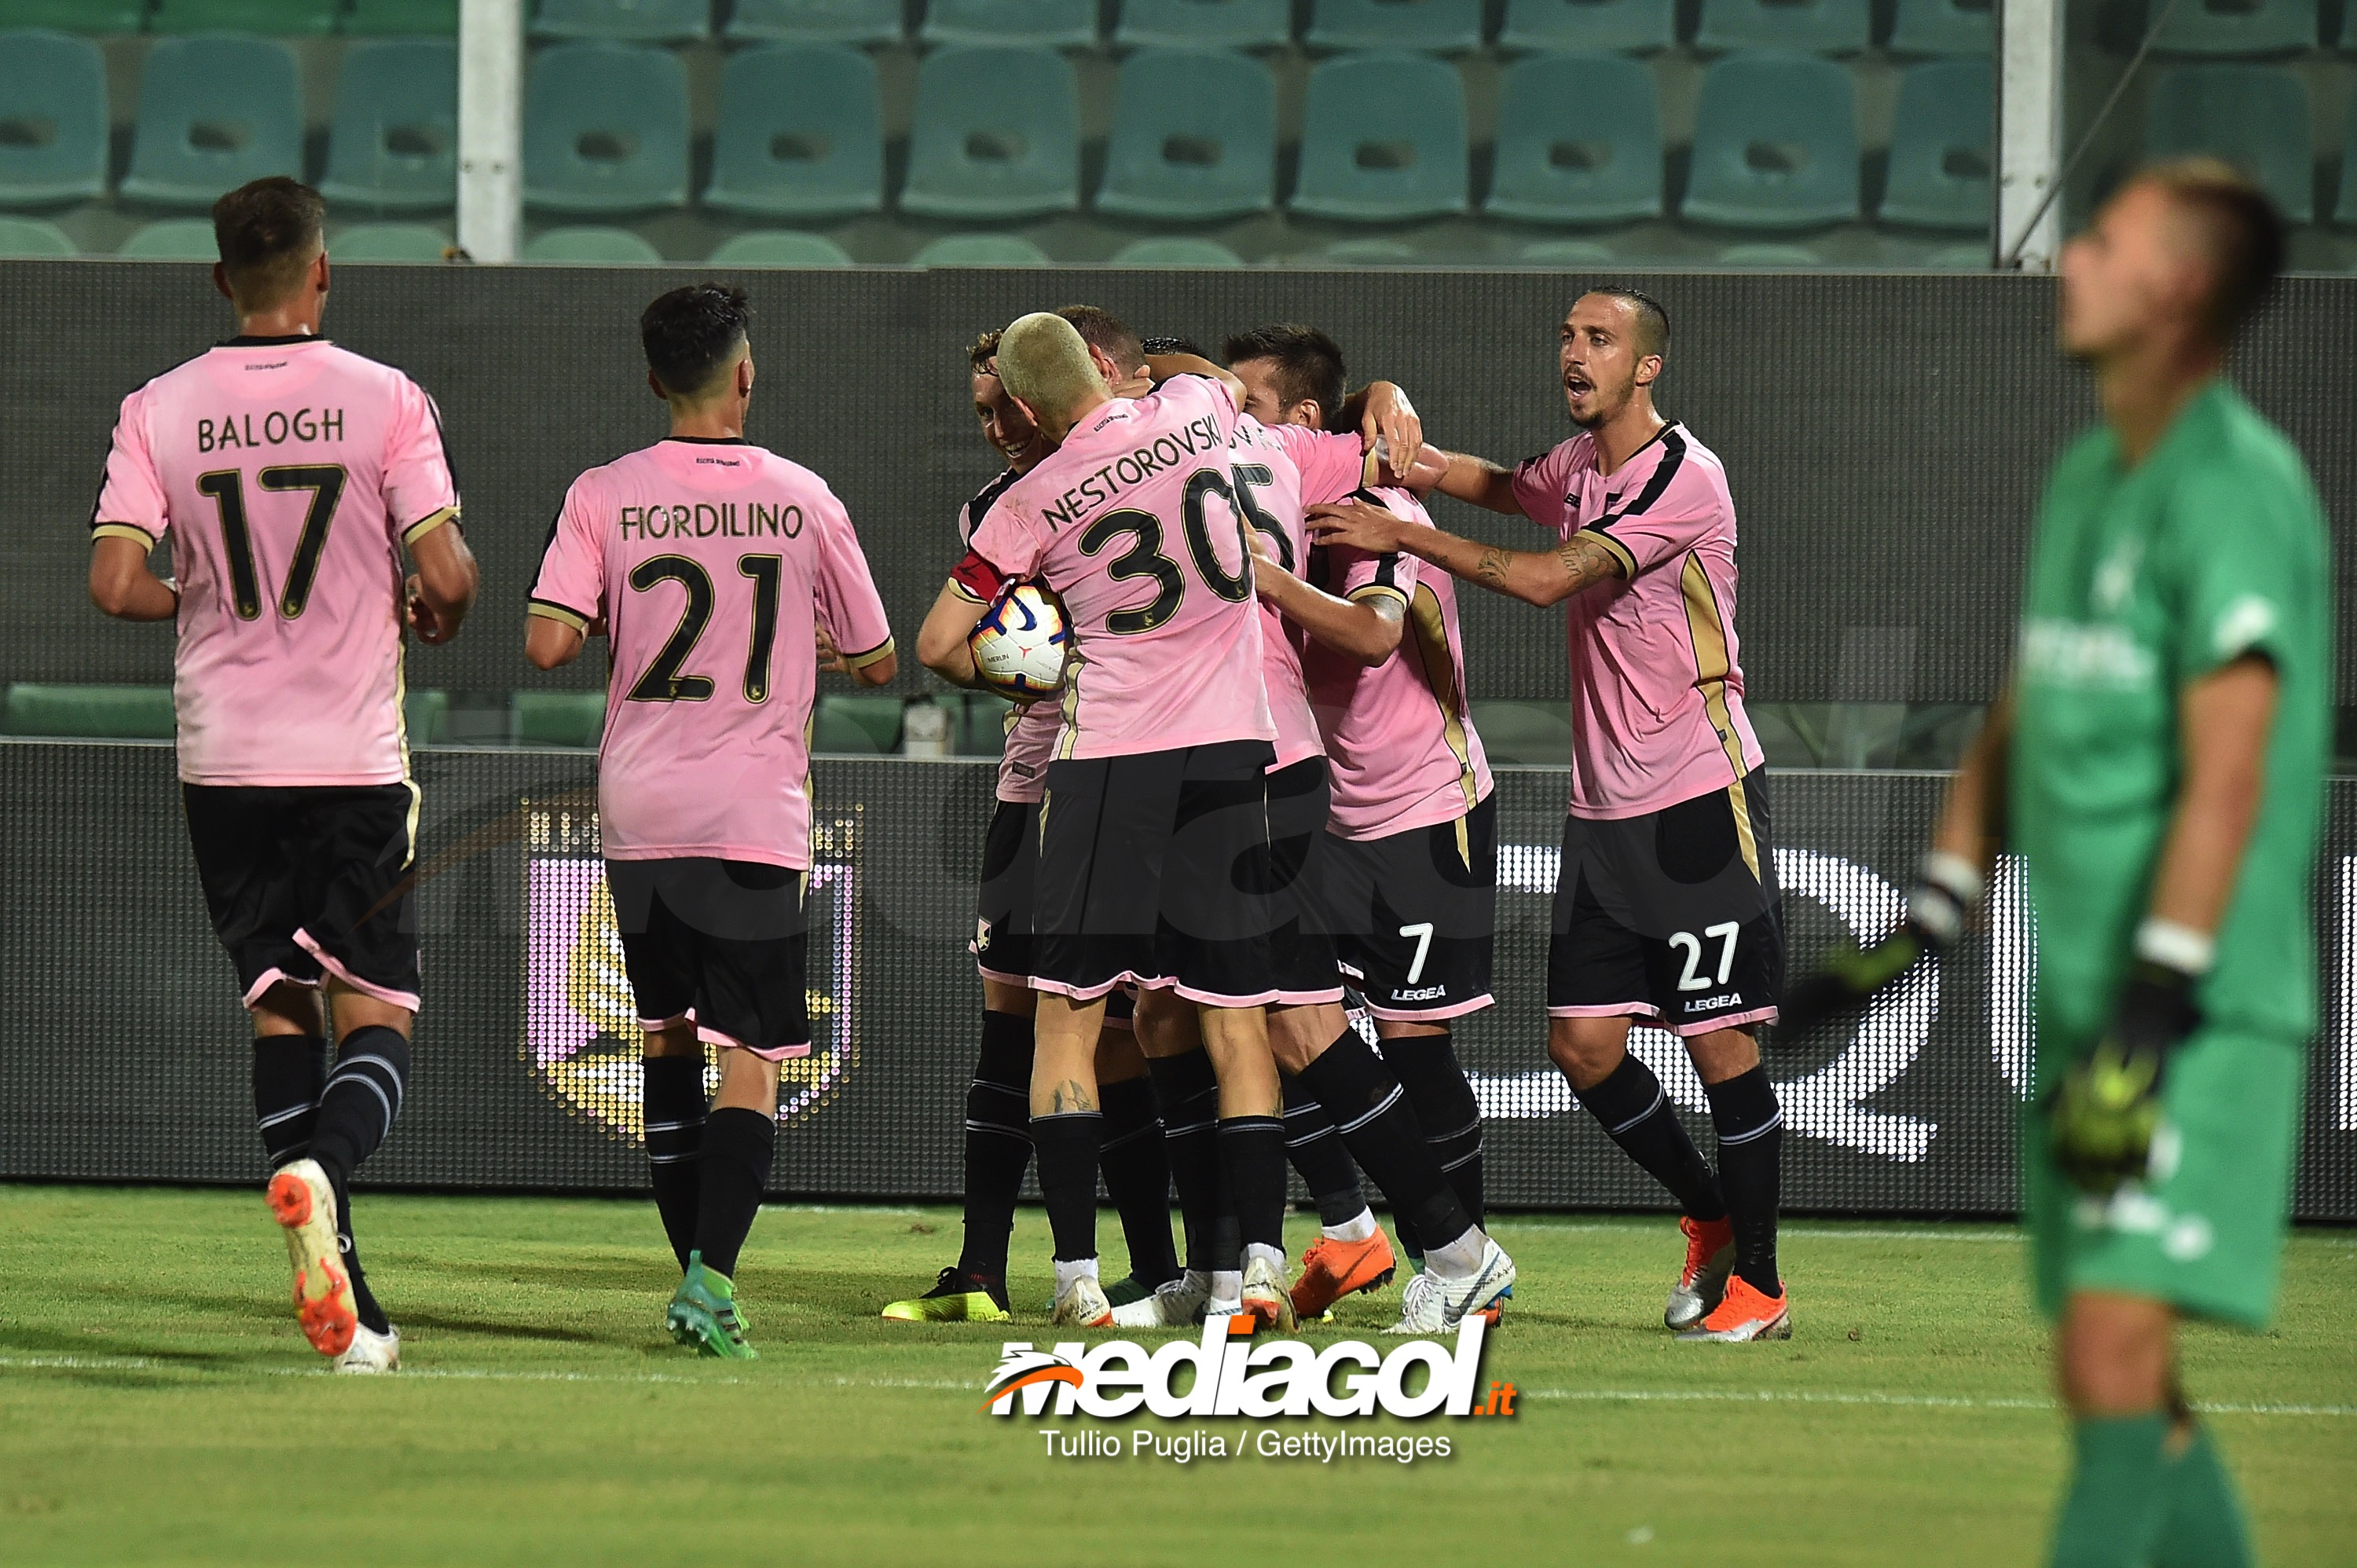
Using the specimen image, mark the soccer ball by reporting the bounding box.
[968,581,1071,700]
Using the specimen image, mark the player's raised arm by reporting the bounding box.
[1307,496,1625,608]
[1420,448,1525,513]
[1141,349,1246,409]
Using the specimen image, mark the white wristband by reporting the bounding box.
[2135,918,2216,976]
[1919,850,1985,910]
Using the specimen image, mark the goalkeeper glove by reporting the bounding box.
[2047,929,2207,1196]
[1777,851,1982,1036]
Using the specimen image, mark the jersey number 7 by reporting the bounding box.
[196,465,348,621]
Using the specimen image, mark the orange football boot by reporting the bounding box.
[1675,1273,1790,1342]
[1288,1229,1398,1321]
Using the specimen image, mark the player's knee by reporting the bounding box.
[1094,1028,1147,1083]
[324,981,412,1042]
[1262,1005,1330,1075]
[1547,1017,1626,1089]
[247,980,323,1037]
[2056,1292,2176,1415]
[642,1020,700,1058]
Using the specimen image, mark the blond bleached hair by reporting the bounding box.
[992,311,1108,426]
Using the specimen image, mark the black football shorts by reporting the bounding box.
[1313,792,1497,1023]
[182,782,423,1012]
[1032,739,1278,1007]
[1547,772,1783,1037]
[607,856,810,1060]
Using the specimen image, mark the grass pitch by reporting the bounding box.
[0,1187,2349,1567]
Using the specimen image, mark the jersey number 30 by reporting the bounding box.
[625,553,784,704]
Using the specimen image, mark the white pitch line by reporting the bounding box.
[1522,1388,2356,1418]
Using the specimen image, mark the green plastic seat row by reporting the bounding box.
[0,0,454,31]
[3,684,450,743]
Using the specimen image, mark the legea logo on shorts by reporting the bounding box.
[520,804,862,1136]
[983,1317,1515,1421]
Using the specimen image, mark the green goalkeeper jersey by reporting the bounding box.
[2011,378,2330,1048]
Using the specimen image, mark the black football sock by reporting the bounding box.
[1383,1031,1486,1227]
[1030,1112,1102,1262]
[1298,1031,1473,1253]
[1145,1050,1222,1271]
[956,1009,1036,1283]
[1097,1075,1178,1287]
[251,1034,328,1171]
[642,1054,707,1273]
[331,1183,390,1336]
[1703,1066,1784,1296]
[1280,1072,1369,1229]
[1574,1050,1727,1222]
[1216,1116,1288,1256]
[308,1026,409,1193]
[691,1106,775,1280]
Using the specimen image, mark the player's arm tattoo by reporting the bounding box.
[1556,532,1622,595]
[1048,1079,1096,1115]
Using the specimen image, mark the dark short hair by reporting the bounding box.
[212,177,324,308]
[1054,304,1145,374]
[969,328,1003,372]
[1582,288,1670,360]
[2139,157,2287,339]
[1221,323,1346,423]
[640,283,753,397]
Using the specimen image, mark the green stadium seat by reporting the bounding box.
[344,0,460,35]
[1468,700,1568,766]
[523,42,689,214]
[1497,0,1676,52]
[706,229,855,266]
[1923,240,1989,267]
[1289,52,1468,222]
[1888,0,1992,53]
[922,0,1095,46]
[512,690,606,747]
[703,44,882,221]
[4,683,175,740]
[724,0,900,42]
[332,222,450,259]
[320,39,456,214]
[900,46,1080,221]
[533,0,709,42]
[951,692,1014,757]
[1483,52,1662,225]
[152,0,338,34]
[522,224,665,262]
[1109,236,1245,266]
[1681,53,1860,230]
[1718,240,1822,264]
[1519,237,1615,266]
[1114,0,1290,49]
[2154,0,2315,57]
[2335,108,2357,225]
[120,35,302,211]
[0,1,145,29]
[812,694,901,754]
[403,687,449,745]
[911,232,1053,266]
[1695,0,1869,52]
[1094,48,1275,222]
[1304,0,1481,52]
[0,31,108,207]
[119,218,218,258]
[1318,237,1421,265]
[0,215,74,255]
[2144,64,2313,222]
[1878,58,1990,231]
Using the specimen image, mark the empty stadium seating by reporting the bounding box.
[320,39,457,214]
[1497,0,1676,53]
[900,46,1080,221]
[1290,52,1468,222]
[707,229,855,266]
[1879,58,1992,231]
[1094,48,1276,222]
[2144,64,2314,222]
[332,221,450,259]
[119,35,302,209]
[0,31,108,208]
[1483,51,1662,225]
[703,44,883,220]
[1681,53,1860,229]
[1304,0,1482,53]
[725,0,901,43]
[1115,0,1291,49]
[522,42,689,214]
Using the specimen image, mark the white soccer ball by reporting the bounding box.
[968,581,1071,701]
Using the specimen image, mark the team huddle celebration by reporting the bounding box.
[65,162,2331,1568]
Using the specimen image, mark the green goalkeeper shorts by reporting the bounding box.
[2022,1023,2308,1330]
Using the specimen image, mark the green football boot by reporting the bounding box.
[882,1266,1011,1323]
[666,1252,757,1359]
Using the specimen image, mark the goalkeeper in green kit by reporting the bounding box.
[1784,159,2328,1567]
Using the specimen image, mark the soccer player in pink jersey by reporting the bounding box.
[882,314,1180,1325]
[1310,289,1792,1343]
[86,178,479,1373]
[915,312,1306,1330]
[1224,324,1515,1335]
[525,284,896,1358]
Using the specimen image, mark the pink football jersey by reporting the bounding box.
[1230,415,1373,771]
[90,335,460,786]
[1303,488,1493,839]
[959,465,1057,804]
[530,438,893,869]
[965,376,1274,760]
[1512,423,1763,819]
